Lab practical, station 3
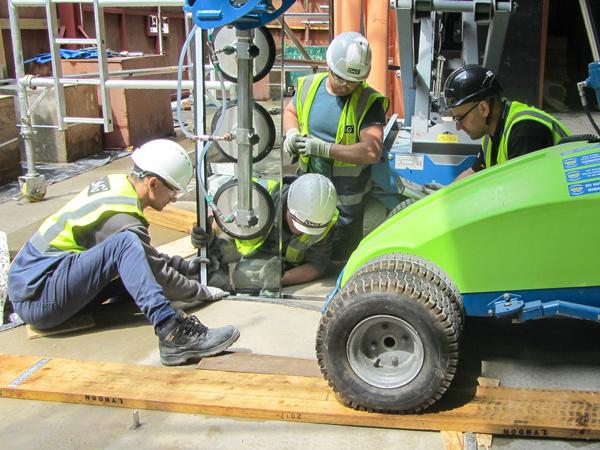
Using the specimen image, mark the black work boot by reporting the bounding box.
[157,310,240,366]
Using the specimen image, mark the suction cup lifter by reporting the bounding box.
[185,0,295,30]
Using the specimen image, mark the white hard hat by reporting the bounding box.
[131,139,193,191]
[326,31,372,82]
[287,174,337,235]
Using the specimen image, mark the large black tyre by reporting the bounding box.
[316,270,460,413]
[385,198,415,220]
[351,254,464,331]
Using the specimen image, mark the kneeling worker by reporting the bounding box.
[8,139,239,366]
[444,64,571,180]
[192,174,338,293]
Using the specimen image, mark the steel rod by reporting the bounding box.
[25,77,195,89]
[578,0,600,61]
[55,37,96,44]
[12,0,184,7]
[8,1,37,176]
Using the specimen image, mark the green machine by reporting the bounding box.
[317,139,600,412]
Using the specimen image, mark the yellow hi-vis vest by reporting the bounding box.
[234,178,339,265]
[482,100,571,168]
[295,72,389,207]
[30,174,146,254]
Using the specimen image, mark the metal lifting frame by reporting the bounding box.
[391,0,513,129]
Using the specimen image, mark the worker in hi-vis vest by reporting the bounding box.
[191,174,338,294]
[443,64,571,181]
[282,31,389,262]
[8,140,239,366]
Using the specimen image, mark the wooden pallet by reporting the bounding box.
[1,353,599,440]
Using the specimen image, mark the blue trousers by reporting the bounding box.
[13,231,175,330]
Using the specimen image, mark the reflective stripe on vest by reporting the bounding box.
[234,178,339,264]
[30,174,145,254]
[296,73,389,206]
[483,101,572,168]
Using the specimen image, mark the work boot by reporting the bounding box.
[157,310,240,366]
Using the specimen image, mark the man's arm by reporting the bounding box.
[455,149,485,181]
[283,99,299,132]
[281,262,323,286]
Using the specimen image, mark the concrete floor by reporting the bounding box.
[2,112,600,449]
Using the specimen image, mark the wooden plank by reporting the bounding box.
[145,205,196,234]
[25,315,96,339]
[0,18,48,30]
[155,236,196,259]
[441,431,464,450]
[476,377,501,449]
[1,353,600,440]
[197,352,322,378]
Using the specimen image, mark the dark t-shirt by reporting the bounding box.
[471,116,554,172]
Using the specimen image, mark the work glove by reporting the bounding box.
[202,285,230,301]
[186,255,211,278]
[283,128,303,157]
[191,216,214,248]
[298,135,332,159]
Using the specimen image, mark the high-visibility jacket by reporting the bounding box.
[482,100,571,168]
[234,178,339,265]
[30,174,146,254]
[295,72,389,207]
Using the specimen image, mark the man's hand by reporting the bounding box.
[283,128,303,157]
[191,216,214,248]
[298,135,332,158]
[186,255,210,278]
[203,286,230,301]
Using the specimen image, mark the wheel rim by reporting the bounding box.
[346,315,425,389]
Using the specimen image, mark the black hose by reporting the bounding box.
[585,107,600,135]
[558,134,600,145]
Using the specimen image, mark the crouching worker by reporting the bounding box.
[7,139,239,366]
[192,174,338,294]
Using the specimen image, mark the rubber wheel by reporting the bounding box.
[316,269,461,413]
[351,254,464,331]
[385,198,415,220]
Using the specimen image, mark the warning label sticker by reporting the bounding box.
[395,154,424,171]
[562,151,600,170]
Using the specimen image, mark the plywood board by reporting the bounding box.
[197,352,322,378]
[155,236,196,259]
[145,205,196,234]
[25,315,96,339]
[1,354,599,440]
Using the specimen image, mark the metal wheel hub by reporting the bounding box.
[346,314,425,389]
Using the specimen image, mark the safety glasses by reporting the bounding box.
[452,101,480,125]
[328,70,360,88]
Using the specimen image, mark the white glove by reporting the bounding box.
[204,286,230,301]
[298,135,332,158]
[283,128,303,157]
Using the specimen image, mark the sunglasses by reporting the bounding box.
[452,101,480,125]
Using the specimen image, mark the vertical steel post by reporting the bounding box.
[9,0,46,201]
[234,28,256,227]
[193,28,208,284]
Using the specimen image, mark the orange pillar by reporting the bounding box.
[333,0,361,36]
[365,0,390,99]
[388,10,405,118]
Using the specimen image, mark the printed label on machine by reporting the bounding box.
[395,154,424,171]
[565,165,600,183]
[568,180,600,196]
[562,151,600,170]
[436,133,459,143]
